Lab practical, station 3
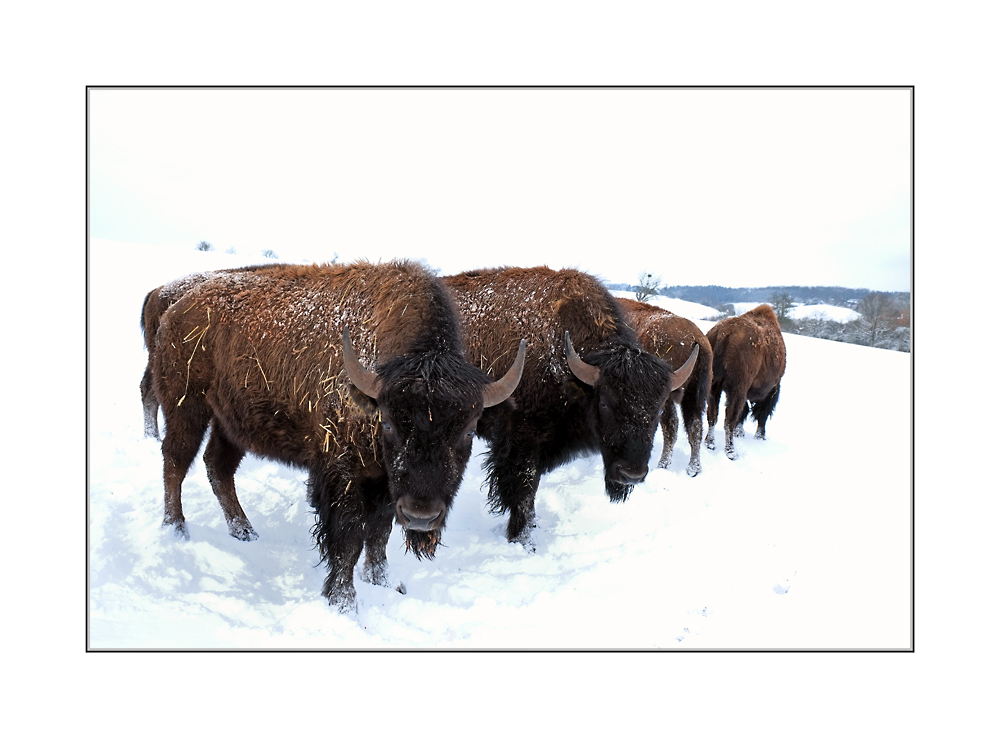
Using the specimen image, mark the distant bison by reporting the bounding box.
[151,260,525,611]
[443,267,696,547]
[616,298,713,476]
[704,304,786,459]
[139,264,282,439]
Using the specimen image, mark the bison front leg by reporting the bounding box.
[322,540,364,614]
[309,471,367,613]
[657,402,679,470]
[485,442,541,550]
[203,426,257,541]
[360,506,407,595]
[681,397,703,477]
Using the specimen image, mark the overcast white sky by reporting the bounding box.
[89,88,911,292]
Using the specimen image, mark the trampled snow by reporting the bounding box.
[88,239,912,649]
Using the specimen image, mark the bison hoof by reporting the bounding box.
[229,524,258,542]
[164,519,190,541]
[755,430,766,440]
[396,582,407,595]
[686,463,701,477]
[326,588,358,614]
[509,525,537,553]
[726,448,738,461]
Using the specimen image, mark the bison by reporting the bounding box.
[151,260,526,612]
[704,304,786,460]
[616,297,713,477]
[140,264,282,439]
[443,267,697,547]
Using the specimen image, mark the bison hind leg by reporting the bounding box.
[203,427,257,542]
[140,366,160,439]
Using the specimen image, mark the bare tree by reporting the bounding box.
[769,291,795,330]
[634,272,661,303]
[855,292,899,347]
[196,240,214,252]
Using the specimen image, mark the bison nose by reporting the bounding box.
[396,498,446,532]
[612,461,648,484]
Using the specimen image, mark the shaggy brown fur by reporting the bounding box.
[151,260,523,612]
[139,264,282,439]
[444,267,694,546]
[704,304,786,460]
[616,298,713,476]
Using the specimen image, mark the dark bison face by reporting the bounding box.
[344,329,525,557]
[566,332,698,501]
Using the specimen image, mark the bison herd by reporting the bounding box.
[139,259,785,612]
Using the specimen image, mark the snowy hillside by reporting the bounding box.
[88,239,912,649]
[731,301,860,323]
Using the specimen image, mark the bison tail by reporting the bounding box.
[693,349,712,413]
[140,289,155,349]
[750,382,781,424]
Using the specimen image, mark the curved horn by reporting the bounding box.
[667,343,699,393]
[481,339,527,408]
[565,331,601,387]
[342,327,382,399]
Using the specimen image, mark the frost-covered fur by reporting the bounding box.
[704,304,786,460]
[617,298,713,477]
[139,263,281,439]
[444,267,676,544]
[152,260,519,612]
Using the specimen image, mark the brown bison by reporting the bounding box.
[140,264,282,439]
[443,267,697,547]
[704,304,786,460]
[616,298,713,477]
[151,260,526,612]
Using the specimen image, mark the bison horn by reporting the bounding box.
[481,339,527,408]
[342,327,382,399]
[565,331,601,387]
[667,343,699,393]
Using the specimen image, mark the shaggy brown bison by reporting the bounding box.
[151,260,526,612]
[704,304,786,460]
[616,297,713,477]
[140,264,282,439]
[443,267,697,547]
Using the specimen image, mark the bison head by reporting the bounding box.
[344,328,525,557]
[565,331,698,501]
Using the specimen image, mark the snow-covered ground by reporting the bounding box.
[611,290,724,321]
[731,301,860,323]
[89,239,911,649]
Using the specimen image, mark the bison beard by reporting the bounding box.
[443,267,696,546]
[151,260,524,613]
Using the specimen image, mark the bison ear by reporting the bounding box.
[342,327,382,400]
[565,331,600,387]
[667,343,699,393]
[482,339,527,408]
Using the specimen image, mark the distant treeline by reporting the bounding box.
[606,283,909,308]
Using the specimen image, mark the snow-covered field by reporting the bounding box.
[89,239,911,649]
[731,300,860,323]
